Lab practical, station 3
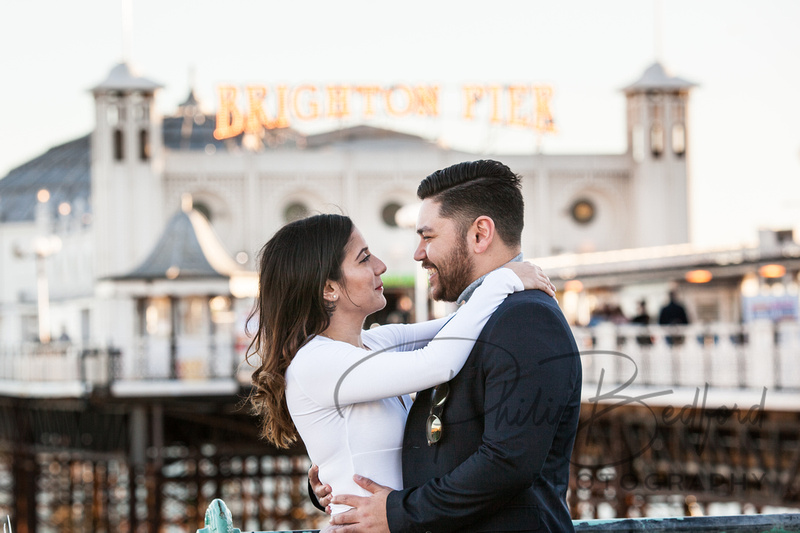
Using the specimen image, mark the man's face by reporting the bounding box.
[414,199,475,302]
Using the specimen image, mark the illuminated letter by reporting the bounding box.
[355,86,382,118]
[214,85,244,140]
[489,85,502,124]
[385,85,414,117]
[507,85,532,127]
[245,85,269,134]
[273,85,290,128]
[293,85,320,120]
[414,85,439,117]
[462,85,484,120]
[534,85,556,133]
[326,85,351,119]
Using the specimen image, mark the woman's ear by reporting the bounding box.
[323,281,339,303]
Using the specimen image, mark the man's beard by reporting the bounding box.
[424,237,474,302]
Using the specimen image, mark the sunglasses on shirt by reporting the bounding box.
[425,382,449,446]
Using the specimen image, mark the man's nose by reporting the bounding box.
[413,242,426,262]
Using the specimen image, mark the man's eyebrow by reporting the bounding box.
[416,226,432,236]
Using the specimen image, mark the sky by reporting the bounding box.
[1,0,798,248]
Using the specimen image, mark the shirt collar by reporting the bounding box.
[456,252,524,305]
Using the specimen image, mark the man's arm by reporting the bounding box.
[330,297,579,532]
[385,298,579,532]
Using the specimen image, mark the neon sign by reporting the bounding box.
[214,83,556,140]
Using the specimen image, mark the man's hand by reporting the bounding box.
[328,475,392,533]
[309,464,333,512]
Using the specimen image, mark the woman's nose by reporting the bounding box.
[375,256,387,275]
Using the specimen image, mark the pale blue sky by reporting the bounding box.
[2,0,798,247]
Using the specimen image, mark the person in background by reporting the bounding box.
[658,290,689,345]
[632,299,653,346]
[631,299,650,326]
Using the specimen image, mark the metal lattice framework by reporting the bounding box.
[3,392,799,531]
[570,405,800,518]
[0,396,322,533]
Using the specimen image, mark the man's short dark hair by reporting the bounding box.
[417,159,524,246]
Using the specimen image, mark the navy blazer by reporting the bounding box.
[386,289,582,532]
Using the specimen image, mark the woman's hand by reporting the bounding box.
[309,464,333,512]
[504,261,556,297]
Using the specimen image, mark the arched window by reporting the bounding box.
[113,129,124,161]
[570,199,596,225]
[139,129,150,161]
[284,202,309,223]
[672,123,686,156]
[650,123,664,158]
[193,201,212,222]
[381,202,402,227]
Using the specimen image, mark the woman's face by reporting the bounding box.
[332,228,387,317]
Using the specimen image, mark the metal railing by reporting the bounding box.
[197,498,800,532]
[2,320,798,394]
[574,320,800,392]
[0,342,119,386]
[572,513,800,531]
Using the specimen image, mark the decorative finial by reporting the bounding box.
[654,0,663,63]
[121,0,133,63]
[181,193,193,213]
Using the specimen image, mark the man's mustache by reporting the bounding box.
[421,261,436,271]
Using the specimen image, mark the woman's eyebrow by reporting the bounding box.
[355,246,369,260]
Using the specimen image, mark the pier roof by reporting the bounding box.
[0,135,90,223]
[533,237,800,289]
[114,203,242,281]
[91,62,163,93]
[623,62,696,92]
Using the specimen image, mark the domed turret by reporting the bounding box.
[624,62,696,247]
[91,62,165,278]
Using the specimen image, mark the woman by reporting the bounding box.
[247,214,552,518]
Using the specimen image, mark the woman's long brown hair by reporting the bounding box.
[246,214,352,448]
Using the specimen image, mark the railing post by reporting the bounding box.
[594,323,618,385]
[649,326,673,386]
[746,319,775,390]
[678,324,704,387]
[711,323,739,388]
[777,320,800,390]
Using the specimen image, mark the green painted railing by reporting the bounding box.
[198,499,800,533]
[572,514,800,531]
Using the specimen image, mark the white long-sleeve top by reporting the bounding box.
[285,268,523,513]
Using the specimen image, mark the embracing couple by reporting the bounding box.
[248,160,582,533]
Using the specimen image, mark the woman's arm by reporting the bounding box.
[362,261,553,353]
[362,317,450,353]
[291,268,524,407]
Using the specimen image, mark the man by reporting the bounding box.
[320,160,582,532]
[658,290,689,346]
[658,290,689,326]
[632,299,654,346]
